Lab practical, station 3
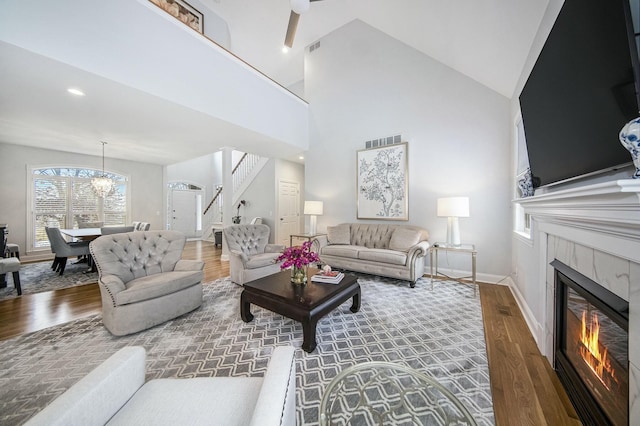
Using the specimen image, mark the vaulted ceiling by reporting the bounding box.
[0,0,551,165]
[202,0,550,97]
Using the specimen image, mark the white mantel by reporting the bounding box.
[518,179,640,422]
[519,179,640,261]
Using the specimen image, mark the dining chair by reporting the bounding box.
[45,227,91,275]
[5,243,20,259]
[100,226,135,235]
[78,221,104,229]
[0,257,21,295]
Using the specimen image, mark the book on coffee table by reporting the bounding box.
[311,271,344,284]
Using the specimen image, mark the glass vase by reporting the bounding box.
[291,265,308,285]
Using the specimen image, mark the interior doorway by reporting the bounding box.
[277,180,300,247]
[168,183,203,238]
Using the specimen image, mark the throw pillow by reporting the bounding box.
[327,224,350,245]
[389,228,421,252]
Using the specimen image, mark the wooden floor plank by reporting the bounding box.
[0,241,578,424]
[479,282,579,425]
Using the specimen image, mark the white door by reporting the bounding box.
[170,190,199,238]
[277,180,300,246]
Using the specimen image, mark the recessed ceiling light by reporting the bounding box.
[299,156,304,160]
[67,88,85,96]
[282,46,289,54]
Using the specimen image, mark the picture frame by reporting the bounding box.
[357,142,409,220]
[149,0,204,34]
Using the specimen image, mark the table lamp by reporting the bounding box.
[304,201,323,235]
[437,197,469,247]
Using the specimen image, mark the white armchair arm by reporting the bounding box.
[25,347,146,426]
[229,249,249,266]
[174,259,205,271]
[250,346,296,426]
[99,275,126,298]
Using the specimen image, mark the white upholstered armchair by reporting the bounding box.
[90,230,204,336]
[223,224,285,285]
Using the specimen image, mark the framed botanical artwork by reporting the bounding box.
[149,0,204,34]
[357,142,408,220]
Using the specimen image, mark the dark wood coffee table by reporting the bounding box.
[240,269,361,352]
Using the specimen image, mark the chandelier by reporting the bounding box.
[91,141,114,198]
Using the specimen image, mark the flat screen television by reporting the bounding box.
[519,0,640,188]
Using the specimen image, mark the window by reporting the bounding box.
[31,167,128,249]
[514,115,532,239]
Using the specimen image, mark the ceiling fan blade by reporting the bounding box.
[284,11,300,48]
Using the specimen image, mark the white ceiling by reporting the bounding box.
[0,0,550,165]
[202,0,550,97]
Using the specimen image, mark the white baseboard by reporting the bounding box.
[508,282,544,348]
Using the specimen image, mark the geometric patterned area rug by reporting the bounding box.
[0,274,495,425]
[0,260,97,301]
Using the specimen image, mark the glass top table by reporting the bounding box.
[319,362,477,425]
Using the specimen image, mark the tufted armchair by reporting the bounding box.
[89,230,204,336]
[223,224,285,285]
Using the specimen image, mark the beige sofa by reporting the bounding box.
[25,346,296,426]
[312,223,429,287]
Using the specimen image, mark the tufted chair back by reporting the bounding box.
[90,230,186,284]
[223,224,271,256]
[349,223,429,249]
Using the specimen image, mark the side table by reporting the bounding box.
[430,242,477,296]
[319,362,477,425]
[289,232,326,247]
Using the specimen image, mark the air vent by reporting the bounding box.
[309,41,321,53]
[365,134,402,149]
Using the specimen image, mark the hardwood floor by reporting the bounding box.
[0,240,579,425]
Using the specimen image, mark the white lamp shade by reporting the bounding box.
[437,197,470,218]
[290,0,310,14]
[304,200,323,215]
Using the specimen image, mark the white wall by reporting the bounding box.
[237,158,305,243]
[304,20,512,280]
[166,152,216,195]
[239,159,276,236]
[0,142,163,258]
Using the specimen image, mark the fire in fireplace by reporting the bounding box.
[578,311,619,392]
[553,260,629,426]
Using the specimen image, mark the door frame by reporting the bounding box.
[167,181,204,238]
[276,179,300,246]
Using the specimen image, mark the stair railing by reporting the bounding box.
[202,152,262,239]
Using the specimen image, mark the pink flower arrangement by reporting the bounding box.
[276,241,320,270]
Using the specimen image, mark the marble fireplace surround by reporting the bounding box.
[519,179,640,421]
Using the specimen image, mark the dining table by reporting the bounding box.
[59,227,102,241]
[59,228,102,272]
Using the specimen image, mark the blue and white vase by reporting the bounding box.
[619,117,640,179]
[517,168,535,197]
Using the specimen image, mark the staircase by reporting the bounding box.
[202,152,267,241]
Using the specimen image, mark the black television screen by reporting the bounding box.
[519,0,639,187]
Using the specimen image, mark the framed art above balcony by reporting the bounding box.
[357,142,408,220]
[149,0,203,33]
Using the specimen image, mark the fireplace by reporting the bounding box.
[553,260,629,425]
